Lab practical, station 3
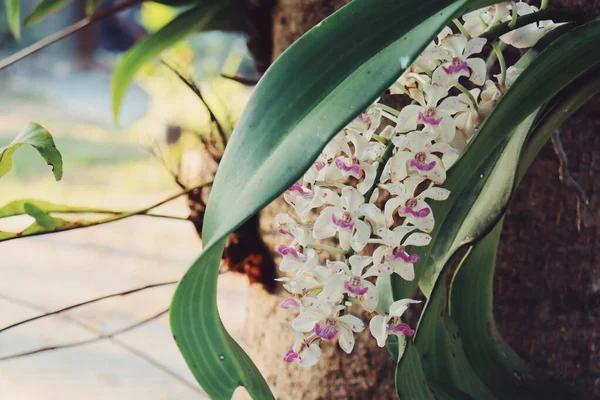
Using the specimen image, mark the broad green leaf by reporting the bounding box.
[395,341,436,400]
[169,0,507,398]
[0,123,62,181]
[5,0,21,39]
[24,0,72,25]
[447,68,600,400]
[449,221,530,399]
[394,18,600,399]
[112,0,235,119]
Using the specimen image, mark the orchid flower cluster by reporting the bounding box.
[276,2,559,367]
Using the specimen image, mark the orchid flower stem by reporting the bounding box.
[391,82,410,97]
[314,181,347,190]
[306,243,348,255]
[491,41,507,89]
[376,103,400,117]
[371,134,389,145]
[414,62,433,77]
[453,19,471,40]
[508,3,518,29]
[455,82,481,115]
[541,0,548,10]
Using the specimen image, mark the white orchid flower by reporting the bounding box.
[276,265,331,295]
[292,303,365,354]
[433,35,487,87]
[370,225,431,281]
[319,255,378,312]
[391,131,457,185]
[275,213,312,247]
[381,177,450,232]
[282,323,322,367]
[462,3,511,37]
[312,186,376,252]
[369,299,421,347]
[283,182,338,222]
[396,83,458,142]
[500,3,560,49]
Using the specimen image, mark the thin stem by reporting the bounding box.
[0,281,177,334]
[453,19,471,40]
[0,181,213,243]
[162,60,228,147]
[0,293,202,393]
[541,0,549,11]
[551,130,589,232]
[306,243,348,255]
[220,73,259,86]
[314,181,347,190]
[0,309,169,361]
[508,3,518,29]
[0,0,145,71]
[371,134,389,145]
[455,82,481,115]
[491,42,507,89]
[376,103,400,117]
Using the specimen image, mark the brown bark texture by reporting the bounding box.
[237,1,600,399]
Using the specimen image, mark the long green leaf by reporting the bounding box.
[447,67,600,400]
[0,123,62,181]
[168,0,510,398]
[5,0,21,39]
[24,0,73,26]
[393,18,600,399]
[112,1,231,119]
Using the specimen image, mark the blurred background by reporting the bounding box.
[0,1,255,398]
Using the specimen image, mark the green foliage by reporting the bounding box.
[5,0,20,39]
[25,0,73,25]
[112,0,242,119]
[0,123,63,181]
[394,18,600,400]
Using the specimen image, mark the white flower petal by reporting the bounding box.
[299,343,321,367]
[369,315,389,347]
[319,273,346,303]
[389,298,421,317]
[338,314,365,332]
[360,280,378,312]
[338,325,356,354]
[312,207,339,240]
[351,219,371,252]
[402,232,432,247]
[292,309,324,332]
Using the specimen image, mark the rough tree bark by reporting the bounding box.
[234,1,600,399]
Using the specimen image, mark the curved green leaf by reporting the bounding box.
[396,341,437,399]
[394,18,600,399]
[0,123,62,181]
[112,0,235,119]
[447,67,600,400]
[24,0,72,26]
[168,0,509,398]
[5,0,21,39]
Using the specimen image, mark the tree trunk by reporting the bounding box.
[237,1,600,399]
